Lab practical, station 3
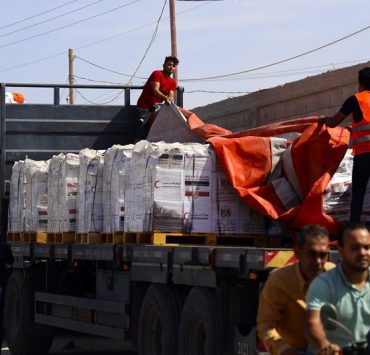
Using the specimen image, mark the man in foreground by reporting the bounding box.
[257,225,334,355]
[306,223,370,354]
[320,67,370,223]
[136,55,179,139]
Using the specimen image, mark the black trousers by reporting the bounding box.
[350,152,370,223]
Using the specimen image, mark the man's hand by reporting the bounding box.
[318,342,341,355]
[164,96,172,105]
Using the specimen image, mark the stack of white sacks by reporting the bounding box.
[8,141,266,235]
[323,149,370,222]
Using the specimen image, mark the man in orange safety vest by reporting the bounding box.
[320,67,370,223]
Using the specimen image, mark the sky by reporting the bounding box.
[0,0,369,110]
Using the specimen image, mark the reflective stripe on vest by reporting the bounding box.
[352,91,370,155]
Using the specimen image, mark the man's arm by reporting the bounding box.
[319,111,348,128]
[306,309,340,354]
[257,273,298,355]
[167,89,175,103]
[306,277,341,354]
[151,81,171,104]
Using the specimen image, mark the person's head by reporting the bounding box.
[358,67,370,90]
[163,55,179,76]
[294,225,330,281]
[337,223,370,272]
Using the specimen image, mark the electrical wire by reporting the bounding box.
[0,2,209,72]
[74,57,369,84]
[0,0,141,49]
[84,0,168,104]
[186,90,251,94]
[0,0,105,39]
[76,88,124,105]
[182,24,370,81]
[75,56,145,78]
[127,0,168,85]
[74,75,127,85]
[0,0,80,31]
[59,77,70,103]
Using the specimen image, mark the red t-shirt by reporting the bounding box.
[137,70,177,109]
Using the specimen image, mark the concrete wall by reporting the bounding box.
[192,61,370,132]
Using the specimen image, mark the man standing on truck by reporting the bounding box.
[0,239,14,353]
[319,67,370,224]
[257,225,334,355]
[136,55,179,139]
[306,223,370,353]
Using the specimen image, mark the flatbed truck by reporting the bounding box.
[0,83,338,355]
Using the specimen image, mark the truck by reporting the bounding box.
[0,83,339,355]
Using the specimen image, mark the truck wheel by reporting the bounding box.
[178,287,221,355]
[4,270,53,355]
[138,284,181,355]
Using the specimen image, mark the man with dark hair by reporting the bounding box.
[136,56,179,139]
[320,67,370,223]
[306,223,370,353]
[257,225,334,355]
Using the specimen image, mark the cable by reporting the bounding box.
[84,0,169,103]
[59,77,70,103]
[74,75,127,85]
[182,24,370,81]
[0,0,141,49]
[75,56,146,79]
[76,88,123,105]
[127,0,168,85]
[0,0,105,39]
[0,2,208,72]
[186,90,251,94]
[0,0,80,31]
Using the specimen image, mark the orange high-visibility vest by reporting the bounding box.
[352,91,370,155]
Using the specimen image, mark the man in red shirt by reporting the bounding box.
[136,56,179,139]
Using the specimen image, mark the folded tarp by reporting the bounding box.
[147,104,351,236]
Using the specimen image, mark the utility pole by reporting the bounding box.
[169,0,178,84]
[68,48,75,105]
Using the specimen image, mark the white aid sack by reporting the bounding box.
[48,153,80,233]
[77,149,105,233]
[24,159,49,232]
[102,144,133,233]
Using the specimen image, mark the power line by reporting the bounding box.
[186,90,251,94]
[127,0,168,84]
[76,88,124,105]
[75,55,145,78]
[0,0,105,39]
[0,0,141,49]
[89,0,168,103]
[182,24,370,81]
[0,2,209,72]
[74,75,127,85]
[0,0,80,31]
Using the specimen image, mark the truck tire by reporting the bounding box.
[178,287,221,355]
[4,270,53,355]
[138,284,181,355]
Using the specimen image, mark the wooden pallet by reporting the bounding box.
[7,232,21,242]
[100,232,125,244]
[37,232,75,244]
[123,232,280,247]
[75,233,104,244]
[20,232,44,243]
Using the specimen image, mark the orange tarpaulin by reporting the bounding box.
[179,107,351,237]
